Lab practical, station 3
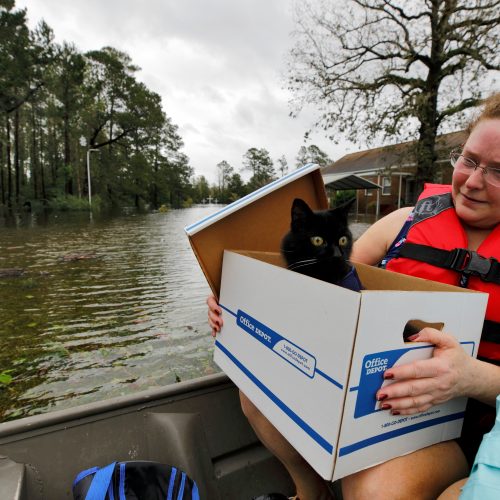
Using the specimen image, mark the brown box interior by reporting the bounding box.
[235,250,471,294]
[188,169,328,297]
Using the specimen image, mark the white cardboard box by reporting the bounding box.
[185,164,488,481]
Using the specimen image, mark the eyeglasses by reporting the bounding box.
[450,150,500,187]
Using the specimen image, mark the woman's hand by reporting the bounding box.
[376,328,475,415]
[207,294,223,337]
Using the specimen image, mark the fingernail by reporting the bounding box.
[391,410,400,416]
[377,393,388,401]
[384,372,394,380]
[381,403,392,410]
[407,334,419,341]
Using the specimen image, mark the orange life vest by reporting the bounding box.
[385,184,500,361]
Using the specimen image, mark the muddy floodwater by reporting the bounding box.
[0,207,369,421]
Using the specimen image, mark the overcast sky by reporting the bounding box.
[16,0,358,184]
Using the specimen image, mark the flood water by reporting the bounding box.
[0,207,370,421]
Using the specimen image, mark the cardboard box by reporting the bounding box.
[185,164,488,480]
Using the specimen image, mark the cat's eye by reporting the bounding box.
[310,236,324,247]
[339,236,349,247]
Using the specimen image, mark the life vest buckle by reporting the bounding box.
[450,248,493,279]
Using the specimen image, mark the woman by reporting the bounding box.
[208,92,500,499]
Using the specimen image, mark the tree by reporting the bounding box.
[192,175,211,203]
[227,172,247,201]
[243,147,276,192]
[295,144,332,168]
[276,155,289,177]
[0,3,192,211]
[216,160,234,191]
[48,42,85,195]
[288,0,500,192]
[0,1,53,205]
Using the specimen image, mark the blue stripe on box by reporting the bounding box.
[315,368,343,390]
[338,411,465,457]
[220,303,343,388]
[219,303,237,317]
[215,340,334,454]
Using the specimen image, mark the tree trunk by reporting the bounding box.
[0,140,5,206]
[6,113,12,207]
[109,97,114,155]
[415,94,439,196]
[31,105,39,200]
[39,119,46,203]
[414,2,441,197]
[50,123,57,184]
[14,108,20,204]
[152,148,159,209]
[64,110,72,195]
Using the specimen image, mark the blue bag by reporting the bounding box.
[72,461,200,500]
[460,395,500,499]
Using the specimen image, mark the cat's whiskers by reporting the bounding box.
[287,258,319,271]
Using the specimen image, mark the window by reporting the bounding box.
[382,176,391,196]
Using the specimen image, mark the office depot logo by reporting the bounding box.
[364,357,388,375]
[354,348,430,419]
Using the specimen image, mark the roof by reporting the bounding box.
[322,130,467,176]
[322,173,381,190]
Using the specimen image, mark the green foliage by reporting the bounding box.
[331,189,356,206]
[276,155,289,177]
[191,175,211,203]
[296,145,332,168]
[0,2,195,211]
[47,194,102,212]
[227,172,247,200]
[0,370,13,386]
[0,2,341,211]
[182,197,193,208]
[243,147,276,192]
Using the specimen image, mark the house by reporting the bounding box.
[322,130,467,219]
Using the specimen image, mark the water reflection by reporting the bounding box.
[0,206,221,420]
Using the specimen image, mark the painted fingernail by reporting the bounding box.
[377,393,388,401]
[407,334,420,341]
[391,410,400,416]
[381,403,392,410]
[384,372,394,380]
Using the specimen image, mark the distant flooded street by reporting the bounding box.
[0,207,370,421]
[0,207,223,420]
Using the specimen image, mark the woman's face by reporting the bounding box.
[452,118,500,229]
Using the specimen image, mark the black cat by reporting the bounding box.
[281,198,362,290]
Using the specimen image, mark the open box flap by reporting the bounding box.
[353,261,482,293]
[185,164,328,297]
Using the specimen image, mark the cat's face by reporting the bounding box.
[281,198,354,266]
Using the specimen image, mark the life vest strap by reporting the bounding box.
[399,242,500,285]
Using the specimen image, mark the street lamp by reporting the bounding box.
[86,148,99,208]
[80,137,99,209]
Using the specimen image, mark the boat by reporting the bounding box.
[0,373,294,499]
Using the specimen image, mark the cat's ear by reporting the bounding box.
[291,198,313,231]
[333,197,356,216]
